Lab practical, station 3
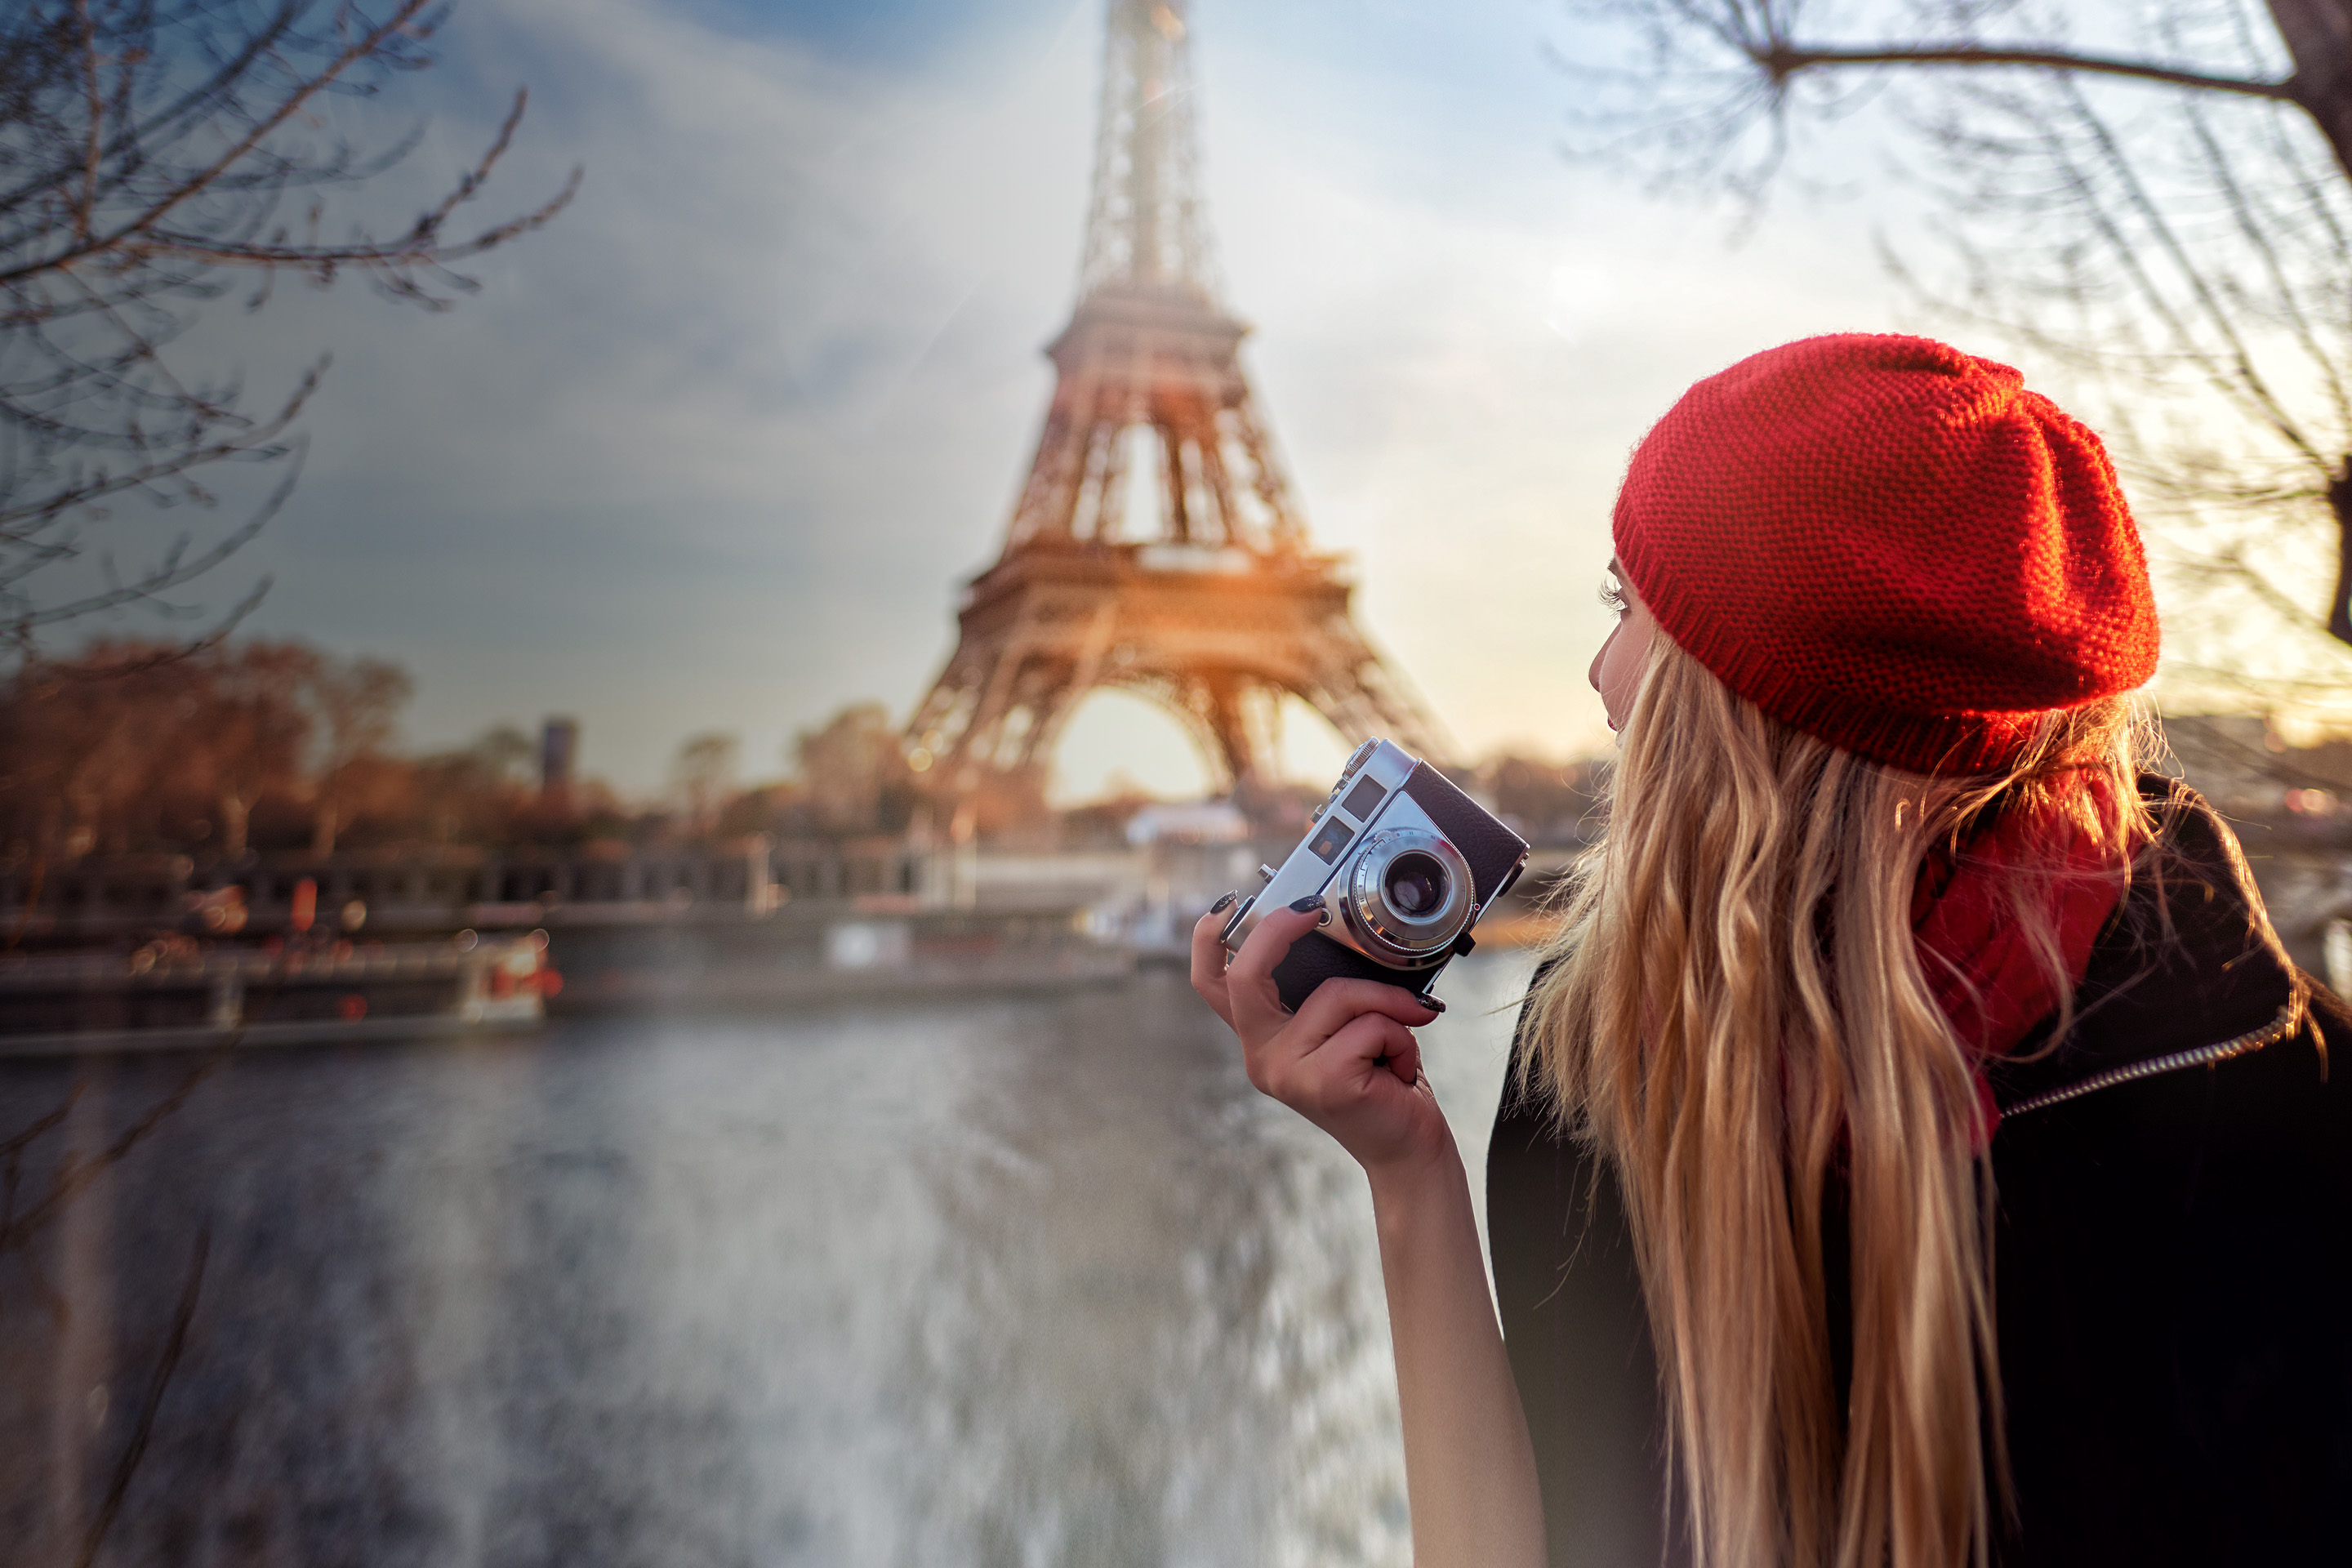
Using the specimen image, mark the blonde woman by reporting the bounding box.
[1192,335,2352,1567]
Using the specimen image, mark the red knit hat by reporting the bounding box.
[1613,333,2158,776]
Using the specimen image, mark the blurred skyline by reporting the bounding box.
[114,0,1906,798]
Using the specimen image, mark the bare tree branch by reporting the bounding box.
[1757,42,2293,104]
[73,1223,209,1568]
[0,0,577,662]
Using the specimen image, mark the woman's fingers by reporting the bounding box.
[1321,1009,1423,1089]
[1224,902,1321,1035]
[1264,1013,1428,1143]
[1292,975,1443,1044]
[1189,903,1236,1027]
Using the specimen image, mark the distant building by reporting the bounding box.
[541,717,579,795]
[1125,800,1250,848]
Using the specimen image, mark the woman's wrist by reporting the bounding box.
[1362,1129,1467,1216]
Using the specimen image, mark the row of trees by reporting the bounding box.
[1,643,1615,864]
[687,703,928,842]
[0,650,960,864]
[0,639,525,860]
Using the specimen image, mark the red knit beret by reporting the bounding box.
[1613,333,2159,776]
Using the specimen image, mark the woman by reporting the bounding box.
[1192,334,2352,1568]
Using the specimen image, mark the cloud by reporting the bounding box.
[138,0,1899,794]
[166,0,1089,787]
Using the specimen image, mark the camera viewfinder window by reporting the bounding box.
[1308,818,1356,864]
[1339,777,1388,822]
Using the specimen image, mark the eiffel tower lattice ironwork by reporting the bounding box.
[904,0,1449,798]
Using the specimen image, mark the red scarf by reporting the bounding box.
[1911,791,2124,1146]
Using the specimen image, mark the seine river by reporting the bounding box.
[0,955,1538,1566]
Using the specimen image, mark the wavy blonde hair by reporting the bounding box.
[1523,634,2157,1568]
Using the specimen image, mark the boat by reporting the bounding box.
[0,931,554,1058]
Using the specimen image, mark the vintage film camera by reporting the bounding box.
[1221,740,1530,1013]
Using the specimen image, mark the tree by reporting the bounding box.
[0,638,323,860]
[0,0,575,664]
[185,642,315,857]
[672,730,740,839]
[464,723,540,789]
[302,653,412,854]
[794,702,915,835]
[1576,2,2351,191]
[0,644,190,859]
[399,724,532,844]
[1570,0,2352,713]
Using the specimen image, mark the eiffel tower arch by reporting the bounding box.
[905,0,1449,803]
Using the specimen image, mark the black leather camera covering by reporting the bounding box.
[1271,928,1438,1013]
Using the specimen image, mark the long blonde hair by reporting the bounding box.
[1524,635,2155,1568]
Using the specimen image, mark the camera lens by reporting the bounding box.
[1383,853,1446,917]
[1346,827,1472,962]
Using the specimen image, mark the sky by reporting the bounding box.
[106,0,1912,799]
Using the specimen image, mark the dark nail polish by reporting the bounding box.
[1288,895,1322,914]
[1423,996,1447,1013]
[1209,890,1238,915]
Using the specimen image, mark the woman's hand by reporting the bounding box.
[1190,899,1452,1178]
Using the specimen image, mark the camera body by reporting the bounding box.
[1221,739,1530,1013]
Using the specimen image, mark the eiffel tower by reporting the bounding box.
[905,0,1448,803]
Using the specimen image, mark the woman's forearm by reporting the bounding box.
[1368,1140,1547,1568]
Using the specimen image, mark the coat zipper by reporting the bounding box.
[2001,1003,2299,1120]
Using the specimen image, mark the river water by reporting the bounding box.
[0,954,1538,1567]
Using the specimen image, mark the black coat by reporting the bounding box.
[1486,786,2352,1566]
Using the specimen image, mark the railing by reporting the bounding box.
[0,835,943,939]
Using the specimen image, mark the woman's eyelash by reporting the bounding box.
[1599,582,1628,613]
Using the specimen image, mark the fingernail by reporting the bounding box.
[1423,996,1447,1013]
[1209,890,1238,915]
[1288,896,1322,914]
